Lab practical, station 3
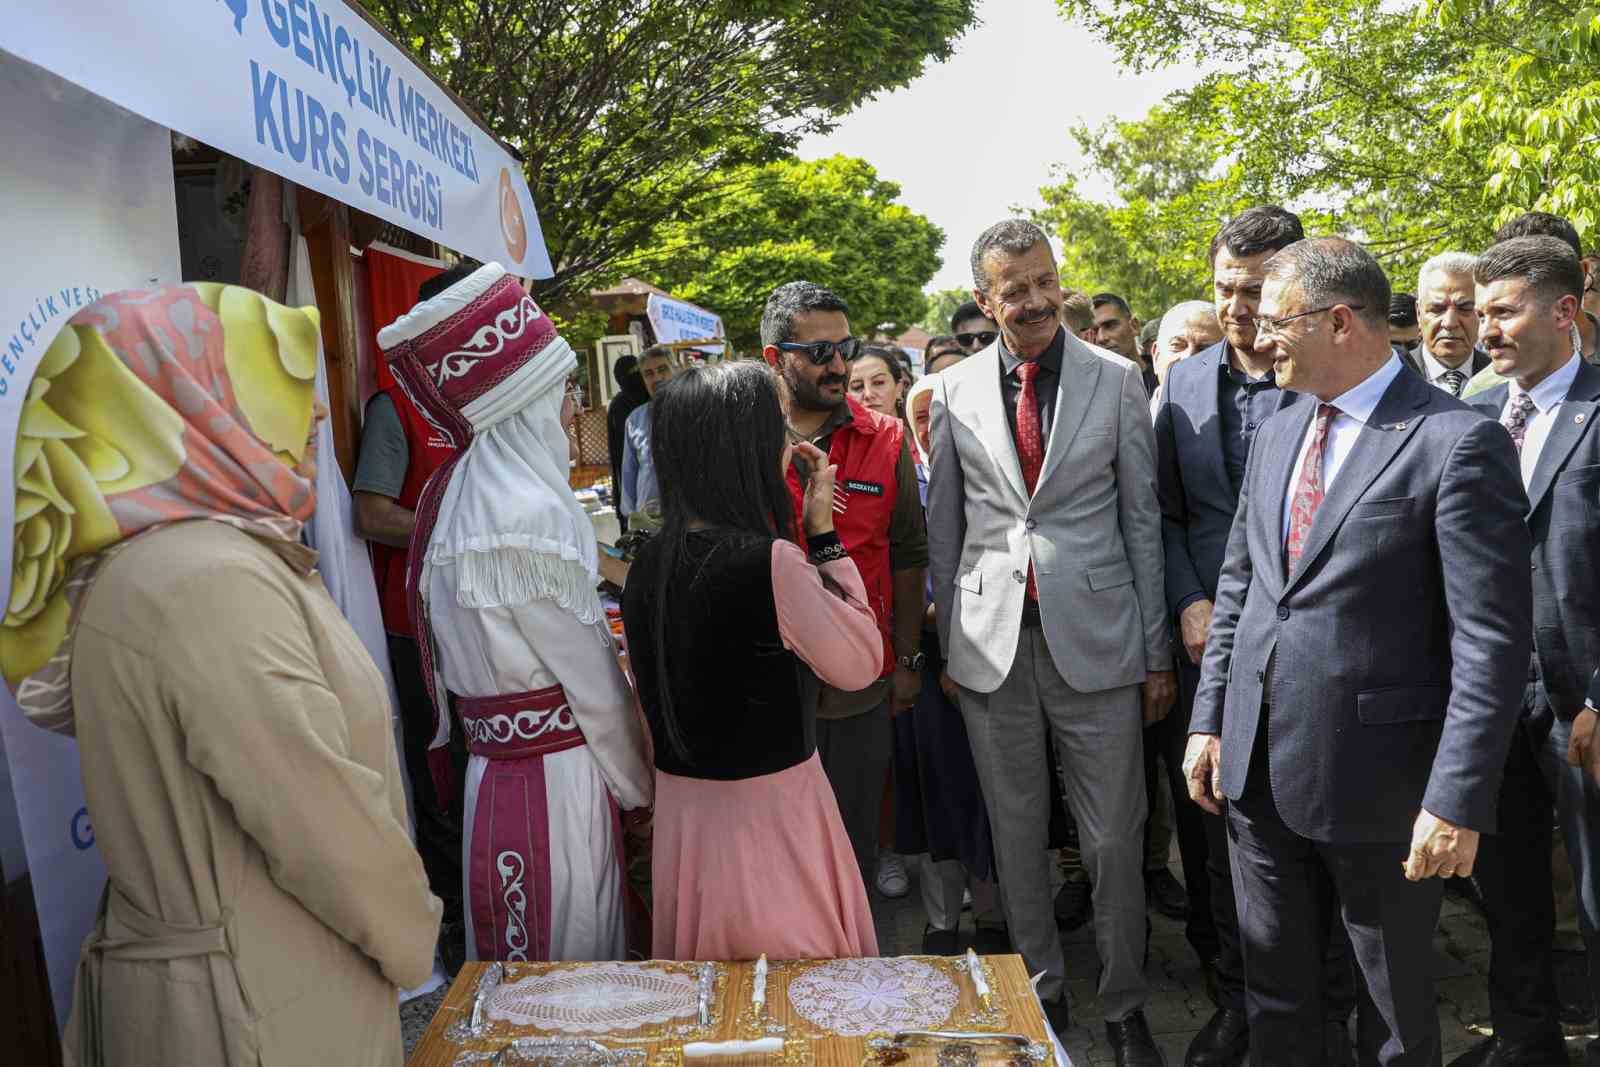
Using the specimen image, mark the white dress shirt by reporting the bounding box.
[1282,355,1405,544]
[1501,349,1581,487]
[1421,347,1474,393]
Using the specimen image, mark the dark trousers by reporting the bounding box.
[1152,657,1218,963]
[1229,717,1441,1066]
[1179,661,1359,1019]
[388,634,467,925]
[1474,679,1600,1044]
[817,703,893,885]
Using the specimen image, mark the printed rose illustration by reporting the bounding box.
[499,167,528,265]
[190,283,320,466]
[4,323,185,684]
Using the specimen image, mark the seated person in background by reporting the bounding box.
[623,361,882,962]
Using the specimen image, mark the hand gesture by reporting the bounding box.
[1142,669,1177,725]
[1180,599,1214,666]
[792,440,837,538]
[1403,809,1479,881]
[1182,733,1224,815]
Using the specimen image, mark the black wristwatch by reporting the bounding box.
[897,651,925,672]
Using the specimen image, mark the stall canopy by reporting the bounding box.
[3,0,550,277]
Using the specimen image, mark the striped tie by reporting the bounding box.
[1439,368,1467,397]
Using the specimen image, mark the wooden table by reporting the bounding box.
[407,955,1059,1067]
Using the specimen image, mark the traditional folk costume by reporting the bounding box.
[4,284,439,1067]
[379,264,651,963]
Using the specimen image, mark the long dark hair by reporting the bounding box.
[648,360,796,760]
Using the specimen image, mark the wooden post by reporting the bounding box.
[297,187,363,484]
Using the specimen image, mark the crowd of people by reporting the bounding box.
[16,201,1600,1067]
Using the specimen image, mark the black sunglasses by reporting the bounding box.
[1394,338,1421,353]
[777,337,863,366]
[955,330,998,348]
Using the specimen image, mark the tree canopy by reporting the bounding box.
[361,0,977,299]
[624,155,943,352]
[1045,0,1600,315]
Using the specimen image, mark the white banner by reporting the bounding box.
[646,292,725,353]
[0,53,184,1024]
[4,0,552,278]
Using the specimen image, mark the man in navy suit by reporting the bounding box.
[1183,237,1533,1065]
[1455,236,1600,1067]
[1157,206,1356,1067]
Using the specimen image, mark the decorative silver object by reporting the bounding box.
[450,963,508,1042]
[453,1037,648,1066]
[867,1031,1052,1067]
[697,962,715,1028]
[935,1043,978,1067]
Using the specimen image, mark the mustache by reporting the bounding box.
[1018,307,1054,324]
[816,374,847,387]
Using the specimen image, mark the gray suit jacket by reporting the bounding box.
[1191,365,1532,842]
[1471,359,1600,718]
[927,332,1171,695]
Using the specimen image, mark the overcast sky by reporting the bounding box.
[799,0,1197,293]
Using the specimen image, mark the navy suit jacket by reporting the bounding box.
[1156,342,1304,617]
[1191,364,1532,843]
[1471,359,1600,717]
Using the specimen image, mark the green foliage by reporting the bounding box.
[361,0,977,299]
[920,287,974,334]
[1049,0,1600,300]
[625,156,944,352]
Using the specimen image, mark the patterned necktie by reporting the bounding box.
[1014,360,1044,600]
[1503,392,1535,453]
[1439,368,1467,397]
[1285,403,1338,575]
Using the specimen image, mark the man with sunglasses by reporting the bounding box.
[951,299,1000,354]
[762,281,930,905]
[1388,292,1421,355]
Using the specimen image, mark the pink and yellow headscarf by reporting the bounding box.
[4,283,322,732]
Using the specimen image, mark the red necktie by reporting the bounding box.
[1285,403,1337,574]
[1015,361,1043,600]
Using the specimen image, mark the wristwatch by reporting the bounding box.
[897,651,926,672]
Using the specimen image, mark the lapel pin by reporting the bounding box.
[1576,412,1587,424]
[1394,421,1407,430]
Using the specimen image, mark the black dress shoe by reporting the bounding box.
[971,922,1012,955]
[1106,1010,1167,1067]
[921,925,960,955]
[1184,1007,1247,1067]
[1054,878,1092,930]
[1444,1034,1568,1067]
[1146,867,1189,919]
[1042,995,1071,1037]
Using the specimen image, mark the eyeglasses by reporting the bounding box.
[1252,304,1366,341]
[955,330,998,349]
[776,337,864,366]
[1394,338,1421,353]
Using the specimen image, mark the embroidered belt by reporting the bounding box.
[455,685,586,759]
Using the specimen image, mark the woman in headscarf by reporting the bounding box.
[379,264,651,964]
[3,283,441,1066]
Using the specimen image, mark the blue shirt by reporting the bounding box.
[621,402,659,515]
[1217,357,1281,492]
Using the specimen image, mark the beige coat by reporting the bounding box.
[64,520,441,1066]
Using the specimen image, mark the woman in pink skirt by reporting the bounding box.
[622,361,881,961]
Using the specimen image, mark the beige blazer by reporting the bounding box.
[65,520,440,1067]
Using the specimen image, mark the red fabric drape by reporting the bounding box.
[364,246,445,392]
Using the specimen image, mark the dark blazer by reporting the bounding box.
[1191,364,1532,843]
[1471,359,1600,718]
[1156,342,1304,616]
[1399,344,1490,384]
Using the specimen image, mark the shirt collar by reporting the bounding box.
[787,398,854,444]
[1511,348,1582,413]
[999,327,1065,377]
[1419,346,1470,383]
[1327,354,1405,425]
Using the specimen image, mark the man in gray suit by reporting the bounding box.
[928,219,1175,1066]
[1183,238,1532,1065]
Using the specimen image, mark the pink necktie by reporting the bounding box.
[1285,403,1337,575]
[1015,361,1043,600]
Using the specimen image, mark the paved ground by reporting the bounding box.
[400,863,1597,1064]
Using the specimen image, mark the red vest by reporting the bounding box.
[786,398,902,679]
[373,386,458,637]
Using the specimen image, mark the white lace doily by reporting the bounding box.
[786,958,959,1036]
[485,963,699,1033]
